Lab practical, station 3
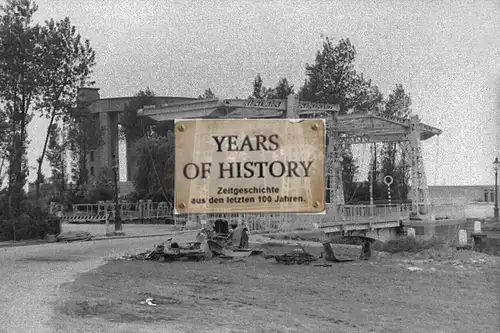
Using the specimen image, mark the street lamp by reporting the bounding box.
[494,157,499,222]
[112,154,122,231]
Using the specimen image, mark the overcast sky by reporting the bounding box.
[25,0,500,186]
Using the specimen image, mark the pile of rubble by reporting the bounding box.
[265,242,356,266]
[114,220,259,262]
[116,237,261,263]
[265,248,320,265]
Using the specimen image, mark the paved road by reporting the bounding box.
[0,233,195,333]
[60,222,183,237]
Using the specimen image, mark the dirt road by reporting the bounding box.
[0,233,195,333]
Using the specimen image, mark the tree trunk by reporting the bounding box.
[60,142,66,206]
[35,110,57,204]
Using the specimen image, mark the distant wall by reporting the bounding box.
[410,185,496,204]
[465,203,495,219]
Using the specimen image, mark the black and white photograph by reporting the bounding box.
[0,1,499,332]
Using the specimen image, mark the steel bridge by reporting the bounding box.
[58,93,442,242]
[53,200,410,240]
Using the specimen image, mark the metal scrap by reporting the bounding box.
[119,235,261,263]
[265,243,355,265]
[266,247,321,265]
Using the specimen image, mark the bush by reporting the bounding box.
[0,215,61,241]
[122,191,141,203]
[0,201,61,241]
[86,186,114,203]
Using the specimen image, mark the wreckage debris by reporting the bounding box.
[322,242,355,263]
[266,243,355,265]
[56,231,93,242]
[272,252,319,265]
[118,235,261,262]
[265,246,321,265]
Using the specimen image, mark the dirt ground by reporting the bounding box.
[53,243,500,333]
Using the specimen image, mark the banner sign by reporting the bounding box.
[174,119,325,214]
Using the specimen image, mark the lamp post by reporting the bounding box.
[112,155,122,231]
[494,157,499,222]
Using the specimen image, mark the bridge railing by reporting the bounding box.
[55,200,179,222]
[340,203,410,223]
[55,201,412,229]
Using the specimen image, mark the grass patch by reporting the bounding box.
[267,230,327,243]
[57,247,500,333]
[483,222,500,232]
[374,237,445,254]
[266,232,453,257]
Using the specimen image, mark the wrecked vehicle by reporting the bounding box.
[120,220,259,262]
[196,219,249,250]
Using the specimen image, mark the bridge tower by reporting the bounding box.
[281,95,316,227]
[326,113,346,219]
[409,115,431,217]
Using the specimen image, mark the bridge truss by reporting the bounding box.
[138,94,442,223]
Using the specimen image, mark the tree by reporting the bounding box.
[341,148,359,202]
[249,75,294,100]
[385,84,411,117]
[0,0,43,214]
[300,37,367,112]
[120,88,156,143]
[198,88,216,99]
[46,122,68,204]
[85,167,114,203]
[132,132,175,202]
[300,37,376,203]
[0,108,9,185]
[33,16,95,203]
[268,78,294,99]
[67,112,103,194]
[120,88,163,181]
[250,74,269,99]
[380,84,412,201]
[353,82,385,113]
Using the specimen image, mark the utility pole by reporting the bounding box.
[112,154,122,231]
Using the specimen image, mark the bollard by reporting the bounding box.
[407,227,416,238]
[472,233,487,251]
[458,229,467,246]
[105,213,114,236]
[472,221,486,251]
[473,221,481,234]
